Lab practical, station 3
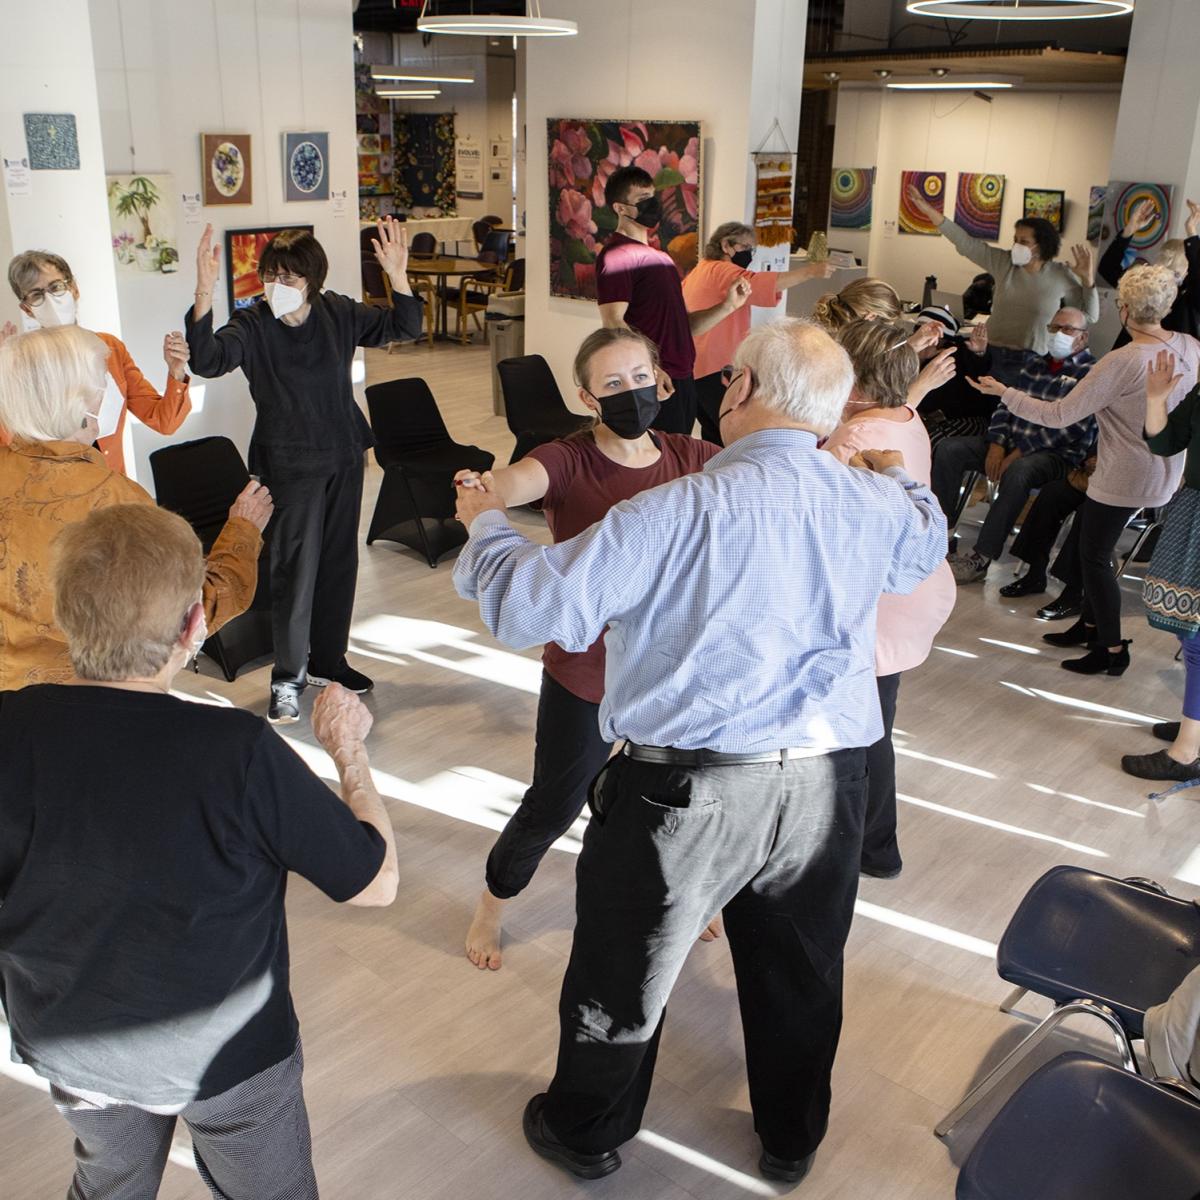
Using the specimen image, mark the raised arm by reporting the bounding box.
[1064,244,1100,324]
[997,351,1121,429]
[113,335,191,435]
[775,261,839,291]
[1144,350,1196,455]
[200,481,272,634]
[907,183,1009,276]
[185,223,247,378]
[1099,198,1157,288]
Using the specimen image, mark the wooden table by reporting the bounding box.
[407,255,491,341]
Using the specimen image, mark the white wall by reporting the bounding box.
[830,85,1120,303]
[88,0,360,484]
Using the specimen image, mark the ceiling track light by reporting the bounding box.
[417,0,577,37]
[823,71,841,84]
[886,74,1022,89]
[906,0,1132,20]
[376,88,442,98]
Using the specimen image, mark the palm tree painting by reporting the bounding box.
[106,174,178,273]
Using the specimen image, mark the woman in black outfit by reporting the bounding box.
[186,219,424,723]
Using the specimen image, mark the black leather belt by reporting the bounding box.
[621,742,820,767]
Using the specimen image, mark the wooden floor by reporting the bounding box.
[4,337,1198,1198]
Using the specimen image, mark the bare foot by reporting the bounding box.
[465,889,507,970]
[699,913,724,942]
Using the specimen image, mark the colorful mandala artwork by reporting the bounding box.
[283,132,329,201]
[1111,181,1174,251]
[899,171,945,236]
[954,172,1005,240]
[830,167,874,230]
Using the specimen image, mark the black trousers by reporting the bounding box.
[651,375,698,436]
[1078,497,1137,646]
[862,673,902,873]
[694,370,725,447]
[1010,478,1086,590]
[485,672,612,899]
[542,748,867,1158]
[263,463,364,685]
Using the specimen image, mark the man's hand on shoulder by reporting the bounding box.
[849,449,905,474]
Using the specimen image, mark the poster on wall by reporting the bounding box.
[547,117,701,301]
[24,113,79,170]
[899,171,945,235]
[106,175,178,273]
[202,133,252,205]
[394,113,456,212]
[224,225,312,313]
[1107,181,1174,251]
[456,137,484,200]
[753,154,795,249]
[830,167,874,231]
[1087,185,1107,243]
[283,132,329,202]
[954,173,1005,240]
[1023,188,1065,232]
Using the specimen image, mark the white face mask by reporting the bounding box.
[85,374,126,440]
[264,281,305,320]
[34,289,78,327]
[1047,330,1077,360]
[1010,244,1034,268]
[19,311,40,332]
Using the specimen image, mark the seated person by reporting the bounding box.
[0,503,398,1198]
[1145,961,1200,1086]
[909,305,993,448]
[0,325,267,690]
[933,307,1098,584]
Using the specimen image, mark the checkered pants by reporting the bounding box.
[50,1040,317,1199]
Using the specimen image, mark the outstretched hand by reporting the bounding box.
[1147,349,1183,405]
[1069,243,1095,287]
[968,374,1007,398]
[0,320,17,346]
[905,183,941,225]
[1123,198,1158,239]
[196,223,220,294]
[909,346,956,406]
[372,216,411,295]
[455,469,506,526]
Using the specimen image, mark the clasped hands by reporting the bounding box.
[454,469,505,526]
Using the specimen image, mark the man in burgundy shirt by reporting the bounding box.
[596,165,750,435]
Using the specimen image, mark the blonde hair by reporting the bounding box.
[812,277,901,332]
[837,320,919,409]
[1118,264,1179,325]
[53,504,205,682]
[704,222,755,261]
[0,325,108,442]
[572,326,660,391]
[1158,239,1187,279]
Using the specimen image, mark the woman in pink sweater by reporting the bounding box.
[823,320,956,877]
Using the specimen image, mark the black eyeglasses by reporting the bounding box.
[260,270,302,287]
[22,278,72,308]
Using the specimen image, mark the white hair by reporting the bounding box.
[733,318,854,434]
[0,325,108,442]
[1118,264,1178,324]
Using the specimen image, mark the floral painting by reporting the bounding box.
[283,132,329,202]
[107,174,178,274]
[393,113,456,214]
[547,118,701,301]
[223,225,312,313]
[202,133,252,206]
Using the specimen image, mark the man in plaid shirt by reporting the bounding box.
[931,306,1097,584]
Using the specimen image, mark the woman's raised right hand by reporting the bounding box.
[196,223,221,293]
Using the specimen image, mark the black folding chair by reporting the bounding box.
[149,436,273,681]
[496,354,592,464]
[364,378,494,567]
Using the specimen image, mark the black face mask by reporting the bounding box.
[591,383,660,439]
[629,195,662,229]
[730,248,754,269]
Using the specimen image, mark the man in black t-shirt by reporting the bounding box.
[0,504,398,1200]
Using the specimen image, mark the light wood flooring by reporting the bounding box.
[4,337,1198,1198]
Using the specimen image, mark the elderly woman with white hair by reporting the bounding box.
[0,324,269,690]
[975,265,1200,675]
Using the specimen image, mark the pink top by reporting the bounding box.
[823,407,956,676]
[683,258,781,380]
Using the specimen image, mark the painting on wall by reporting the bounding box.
[1087,185,1107,243]
[547,117,701,301]
[24,113,79,170]
[202,133,252,206]
[1108,181,1174,251]
[899,171,945,235]
[107,175,177,274]
[1023,188,1065,232]
[954,173,1005,240]
[393,113,456,213]
[224,225,313,313]
[283,132,329,202]
[830,167,874,231]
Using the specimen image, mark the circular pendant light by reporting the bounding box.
[906,0,1132,19]
[417,1,577,37]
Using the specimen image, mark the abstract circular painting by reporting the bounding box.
[283,132,330,202]
[289,141,324,194]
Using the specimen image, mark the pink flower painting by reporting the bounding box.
[547,117,702,300]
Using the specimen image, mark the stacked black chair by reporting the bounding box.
[496,354,592,464]
[410,231,438,256]
[364,378,494,567]
[149,436,272,681]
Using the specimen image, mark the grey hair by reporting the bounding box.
[0,325,109,441]
[8,250,73,302]
[732,318,854,434]
[1118,264,1179,324]
[1158,239,1187,279]
[704,222,756,261]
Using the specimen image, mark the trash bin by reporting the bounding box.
[487,291,525,416]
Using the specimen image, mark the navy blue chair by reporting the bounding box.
[936,866,1200,1136]
[957,1052,1200,1199]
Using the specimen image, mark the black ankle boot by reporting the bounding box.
[1062,640,1131,677]
[1042,618,1094,648]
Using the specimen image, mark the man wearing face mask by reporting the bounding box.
[932,307,1097,585]
[596,167,751,436]
[5,251,192,477]
[186,220,423,725]
[905,185,1098,385]
[452,326,718,973]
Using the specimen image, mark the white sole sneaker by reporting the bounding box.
[306,673,371,694]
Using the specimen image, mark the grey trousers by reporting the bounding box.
[50,1040,316,1200]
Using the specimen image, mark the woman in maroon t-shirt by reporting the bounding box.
[455,327,718,971]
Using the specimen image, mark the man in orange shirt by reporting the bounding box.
[6,250,191,475]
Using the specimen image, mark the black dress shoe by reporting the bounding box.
[1121,748,1200,781]
[759,1149,815,1183]
[860,861,903,879]
[999,574,1047,598]
[1154,721,1182,743]
[1037,592,1083,621]
[1062,640,1131,677]
[1042,618,1095,648]
[522,1095,621,1180]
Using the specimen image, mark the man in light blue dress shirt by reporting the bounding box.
[453,318,946,1184]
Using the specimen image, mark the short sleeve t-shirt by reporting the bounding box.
[595,233,696,379]
[0,685,385,1106]
[684,259,781,380]
[527,432,718,703]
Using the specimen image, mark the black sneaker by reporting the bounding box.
[307,661,373,694]
[1121,748,1200,781]
[522,1094,620,1180]
[268,682,303,725]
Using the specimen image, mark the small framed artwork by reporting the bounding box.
[24,113,80,170]
[1023,188,1064,232]
[283,132,329,201]
[224,225,313,313]
[202,133,252,205]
